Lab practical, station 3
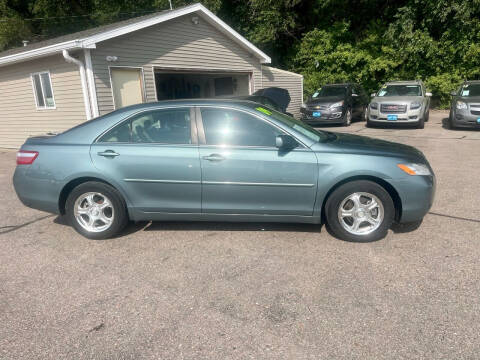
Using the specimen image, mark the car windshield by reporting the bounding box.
[311,86,347,98]
[250,105,326,142]
[377,85,422,97]
[459,84,480,97]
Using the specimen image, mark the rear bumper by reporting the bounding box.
[391,174,436,223]
[13,166,61,214]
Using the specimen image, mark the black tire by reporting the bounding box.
[448,112,456,129]
[416,117,425,129]
[366,119,374,128]
[424,109,430,122]
[363,106,368,121]
[66,181,128,240]
[344,108,352,126]
[324,180,395,242]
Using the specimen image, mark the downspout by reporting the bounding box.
[62,49,92,120]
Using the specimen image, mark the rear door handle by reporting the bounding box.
[202,153,225,162]
[98,150,120,157]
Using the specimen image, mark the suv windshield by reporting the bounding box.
[459,84,480,97]
[311,86,347,98]
[377,85,422,97]
[250,105,325,142]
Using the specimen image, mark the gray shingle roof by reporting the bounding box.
[0,8,175,58]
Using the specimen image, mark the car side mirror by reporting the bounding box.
[276,135,298,150]
[371,93,376,97]
[426,92,432,97]
[450,91,457,96]
[352,93,359,97]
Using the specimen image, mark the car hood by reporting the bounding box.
[316,132,426,161]
[306,96,345,106]
[372,96,423,103]
[460,96,480,103]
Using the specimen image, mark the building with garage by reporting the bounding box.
[0,3,303,149]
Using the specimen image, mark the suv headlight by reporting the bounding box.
[456,101,467,110]
[397,163,431,176]
[370,102,378,110]
[410,102,421,110]
[329,101,344,109]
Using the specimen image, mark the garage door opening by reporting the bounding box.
[154,71,251,100]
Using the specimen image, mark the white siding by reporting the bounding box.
[91,13,263,115]
[0,54,85,148]
[261,66,303,118]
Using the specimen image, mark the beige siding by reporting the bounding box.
[0,54,85,148]
[91,14,263,115]
[261,66,303,118]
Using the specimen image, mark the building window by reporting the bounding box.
[31,71,55,109]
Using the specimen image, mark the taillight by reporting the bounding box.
[17,150,39,165]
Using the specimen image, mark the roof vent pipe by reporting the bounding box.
[62,50,92,120]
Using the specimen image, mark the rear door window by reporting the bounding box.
[98,108,192,144]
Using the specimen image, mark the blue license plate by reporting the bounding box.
[312,111,321,117]
[387,114,398,121]
[477,118,480,123]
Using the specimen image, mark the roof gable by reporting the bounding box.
[0,3,270,67]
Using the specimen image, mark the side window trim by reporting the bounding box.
[196,106,304,149]
[96,106,197,145]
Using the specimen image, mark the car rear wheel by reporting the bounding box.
[325,180,395,242]
[66,181,128,240]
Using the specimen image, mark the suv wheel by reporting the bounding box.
[416,117,425,129]
[325,180,394,242]
[425,110,430,122]
[66,181,128,240]
[344,108,352,126]
[363,106,368,121]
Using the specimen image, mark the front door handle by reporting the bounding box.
[98,150,120,157]
[202,153,225,162]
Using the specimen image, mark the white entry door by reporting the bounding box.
[110,68,144,109]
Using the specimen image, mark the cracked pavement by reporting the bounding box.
[0,110,479,359]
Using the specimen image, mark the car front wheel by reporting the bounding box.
[344,108,352,126]
[325,180,395,242]
[66,181,128,240]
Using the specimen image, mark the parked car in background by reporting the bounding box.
[368,80,431,129]
[448,80,480,129]
[301,83,369,126]
[235,87,293,116]
[14,99,435,243]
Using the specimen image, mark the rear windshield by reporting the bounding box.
[311,86,347,98]
[459,84,480,97]
[377,85,422,97]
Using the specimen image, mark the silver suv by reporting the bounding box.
[367,80,431,129]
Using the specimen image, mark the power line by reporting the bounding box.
[0,9,164,23]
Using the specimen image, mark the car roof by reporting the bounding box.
[114,98,263,112]
[322,83,353,86]
[464,80,480,84]
[384,80,422,86]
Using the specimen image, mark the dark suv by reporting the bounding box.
[300,83,369,126]
[448,80,480,129]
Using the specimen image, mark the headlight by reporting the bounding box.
[456,101,467,110]
[410,102,421,110]
[370,102,378,110]
[397,163,431,176]
[329,101,344,109]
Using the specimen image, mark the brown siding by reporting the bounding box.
[91,14,263,115]
[0,54,85,148]
[261,66,303,118]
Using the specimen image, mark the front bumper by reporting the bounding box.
[451,109,480,128]
[368,106,422,123]
[391,174,436,223]
[301,107,345,124]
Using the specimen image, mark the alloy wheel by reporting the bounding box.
[74,192,114,233]
[337,192,384,235]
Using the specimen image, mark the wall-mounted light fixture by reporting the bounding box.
[191,16,199,25]
[106,56,118,62]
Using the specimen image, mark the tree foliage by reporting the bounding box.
[1,0,480,107]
